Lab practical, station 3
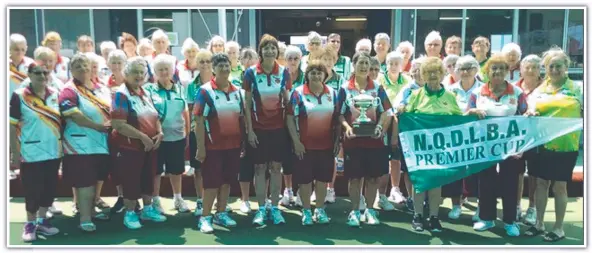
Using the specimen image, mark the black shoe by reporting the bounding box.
[428,216,443,232]
[111,197,125,214]
[406,199,415,212]
[412,214,424,231]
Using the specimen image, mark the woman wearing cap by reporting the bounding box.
[59,53,112,232]
[396,41,415,74]
[146,54,191,214]
[338,51,392,227]
[472,36,491,83]
[502,43,522,84]
[186,49,214,216]
[111,57,167,230]
[444,55,483,221]
[42,31,70,83]
[287,60,339,226]
[376,51,411,211]
[525,48,582,242]
[466,54,527,237]
[10,62,62,242]
[120,32,139,58]
[194,53,244,233]
[405,57,462,233]
[301,31,324,72]
[513,54,543,226]
[442,54,460,86]
[243,34,292,226]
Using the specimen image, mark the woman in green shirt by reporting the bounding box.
[226,41,244,87]
[405,57,462,233]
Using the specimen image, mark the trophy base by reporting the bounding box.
[352,122,377,137]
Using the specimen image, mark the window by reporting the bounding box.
[9,9,38,57]
[44,9,91,56]
[415,9,463,57]
[567,9,583,68]
[465,9,513,56]
[93,10,138,51]
[191,9,219,47]
[518,9,565,58]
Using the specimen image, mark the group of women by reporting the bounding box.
[9,28,581,243]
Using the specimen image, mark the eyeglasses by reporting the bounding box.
[129,70,147,76]
[459,67,475,72]
[427,43,441,47]
[548,64,565,70]
[199,60,212,64]
[287,57,300,61]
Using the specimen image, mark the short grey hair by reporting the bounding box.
[225,41,240,51]
[443,54,460,66]
[10,33,27,47]
[207,35,226,51]
[108,49,127,63]
[182,38,200,55]
[454,55,480,73]
[424,31,442,44]
[151,30,169,44]
[137,38,153,55]
[240,47,258,60]
[33,46,56,60]
[307,31,322,43]
[278,42,287,53]
[356,38,372,52]
[69,53,91,70]
[124,56,148,76]
[83,52,102,64]
[374,33,391,44]
[410,56,426,72]
[502,43,522,59]
[520,54,542,67]
[385,51,404,65]
[100,41,117,53]
[152,53,176,71]
[284,45,303,59]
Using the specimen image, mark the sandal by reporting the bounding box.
[79,222,96,232]
[525,226,545,237]
[543,232,566,242]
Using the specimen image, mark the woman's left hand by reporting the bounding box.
[372,125,384,139]
[152,132,164,150]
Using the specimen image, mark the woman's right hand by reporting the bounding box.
[396,105,406,114]
[248,131,259,148]
[293,141,306,160]
[344,126,356,139]
[524,111,540,117]
[140,134,154,152]
[196,148,206,163]
[468,109,487,119]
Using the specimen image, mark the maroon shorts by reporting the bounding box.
[202,148,241,189]
[20,159,61,213]
[293,149,334,185]
[247,128,289,165]
[114,148,157,200]
[343,147,389,180]
[62,154,110,188]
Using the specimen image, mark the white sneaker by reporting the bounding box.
[473,220,495,231]
[152,197,165,214]
[523,207,537,226]
[295,191,303,207]
[174,198,190,213]
[376,194,395,211]
[141,205,167,222]
[49,203,63,215]
[325,188,336,204]
[472,207,481,222]
[280,189,293,206]
[388,187,406,204]
[310,191,316,202]
[124,211,142,230]
[359,195,367,211]
[198,216,214,233]
[240,200,251,214]
[194,199,204,216]
[448,205,462,220]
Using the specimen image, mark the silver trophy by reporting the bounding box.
[346,90,381,137]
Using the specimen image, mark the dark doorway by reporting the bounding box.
[260,9,391,57]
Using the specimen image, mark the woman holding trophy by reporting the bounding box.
[337,52,393,227]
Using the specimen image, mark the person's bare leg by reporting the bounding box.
[413,191,426,216]
[253,164,267,207]
[240,182,250,201]
[216,185,231,213]
[534,178,551,230]
[348,179,361,211]
[269,162,283,206]
[390,160,402,190]
[76,186,95,223]
[283,174,293,191]
[37,207,49,219]
[517,173,525,208]
[404,173,413,198]
[201,188,218,217]
[315,181,328,209]
[95,181,104,203]
[364,177,379,210]
[428,187,442,217]
[169,174,183,197]
[300,183,313,209]
[193,170,203,199]
[551,181,568,235]
[528,176,536,208]
[153,175,161,199]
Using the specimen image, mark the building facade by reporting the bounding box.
[9,8,584,79]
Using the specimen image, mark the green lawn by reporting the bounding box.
[8,197,584,246]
